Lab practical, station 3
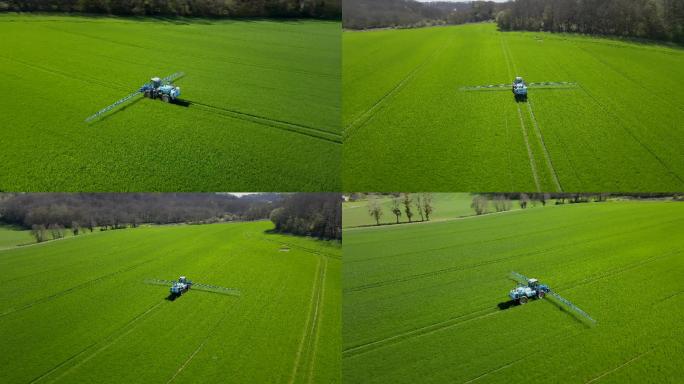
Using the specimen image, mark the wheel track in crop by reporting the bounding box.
[29,300,165,384]
[190,101,342,144]
[502,35,563,192]
[584,349,655,383]
[289,257,327,384]
[552,40,684,186]
[527,101,563,191]
[501,36,541,191]
[574,83,684,185]
[0,55,132,92]
[344,36,453,141]
[343,306,499,358]
[0,258,155,318]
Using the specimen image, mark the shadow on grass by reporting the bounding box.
[165,294,179,301]
[497,300,519,310]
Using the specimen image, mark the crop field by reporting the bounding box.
[343,200,684,383]
[343,23,684,192]
[0,226,33,249]
[0,221,340,383]
[0,15,340,191]
[342,193,507,228]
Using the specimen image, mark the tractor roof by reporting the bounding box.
[528,278,538,283]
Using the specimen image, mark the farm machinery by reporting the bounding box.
[508,271,596,324]
[145,276,240,299]
[459,76,577,101]
[85,72,184,122]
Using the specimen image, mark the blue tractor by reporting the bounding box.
[512,76,528,101]
[169,276,192,297]
[140,76,181,103]
[509,277,550,304]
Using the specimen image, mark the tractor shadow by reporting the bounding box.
[172,99,191,107]
[165,294,179,301]
[497,300,519,310]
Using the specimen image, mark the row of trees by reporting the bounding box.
[367,193,434,226]
[0,193,282,243]
[343,0,502,29]
[497,0,684,44]
[269,193,341,240]
[0,0,340,19]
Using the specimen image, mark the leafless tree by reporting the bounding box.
[422,193,434,221]
[391,196,402,224]
[367,196,383,226]
[403,193,414,223]
[471,195,489,215]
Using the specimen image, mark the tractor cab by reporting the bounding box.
[151,77,162,88]
[512,76,528,100]
[179,276,188,283]
[527,278,539,288]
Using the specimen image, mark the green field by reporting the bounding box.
[343,23,684,191]
[0,226,34,249]
[343,201,684,383]
[0,15,340,191]
[0,221,340,383]
[342,193,511,227]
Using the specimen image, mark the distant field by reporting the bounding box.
[343,23,684,191]
[343,201,684,383]
[0,15,340,191]
[342,193,508,227]
[0,226,33,249]
[0,221,340,383]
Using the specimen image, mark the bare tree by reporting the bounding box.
[422,193,433,221]
[471,195,489,215]
[414,194,425,221]
[71,221,80,236]
[30,224,47,243]
[403,193,413,223]
[367,196,383,226]
[520,193,530,209]
[391,196,402,224]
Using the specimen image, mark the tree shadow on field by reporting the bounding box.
[497,300,519,310]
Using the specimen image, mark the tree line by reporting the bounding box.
[366,193,434,226]
[269,193,341,240]
[343,0,503,29]
[470,192,681,215]
[0,0,340,19]
[497,0,684,44]
[0,193,342,243]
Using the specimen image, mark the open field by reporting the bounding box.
[0,221,340,383]
[343,23,684,191]
[343,200,684,383]
[342,193,517,227]
[0,15,340,191]
[0,226,33,249]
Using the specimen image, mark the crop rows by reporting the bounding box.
[343,23,684,191]
[343,201,684,383]
[0,15,341,191]
[0,221,341,383]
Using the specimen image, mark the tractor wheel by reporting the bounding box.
[162,94,170,103]
[538,291,546,299]
[519,296,528,304]
[144,90,151,98]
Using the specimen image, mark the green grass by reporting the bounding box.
[0,221,340,383]
[0,226,34,249]
[342,193,512,227]
[343,23,684,191]
[0,15,340,191]
[343,200,684,383]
